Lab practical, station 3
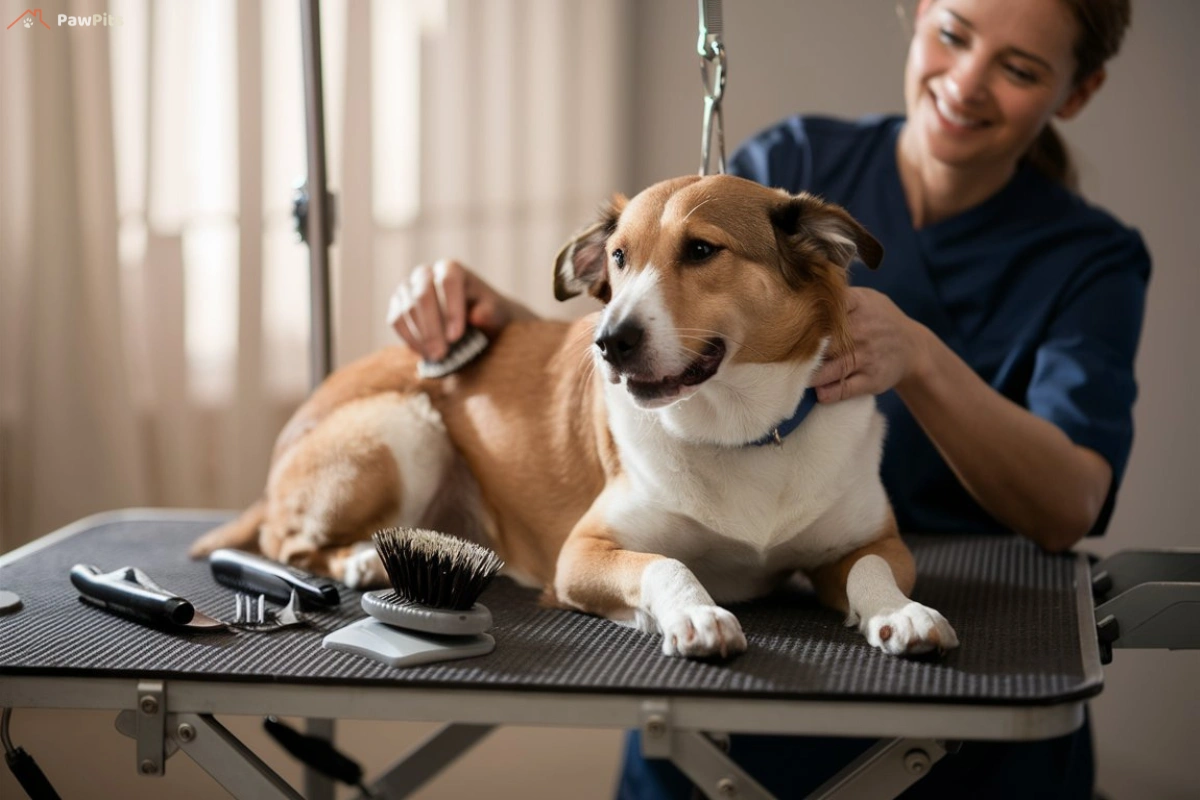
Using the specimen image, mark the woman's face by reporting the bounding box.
[904,0,1095,172]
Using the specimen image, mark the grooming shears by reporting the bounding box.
[70,564,227,631]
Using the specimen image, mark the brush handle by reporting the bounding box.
[361,590,492,635]
[70,565,195,626]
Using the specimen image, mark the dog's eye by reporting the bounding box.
[684,240,719,263]
[611,249,626,270]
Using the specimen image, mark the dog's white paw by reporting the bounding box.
[862,601,958,656]
[339,543,388,589]
[657,605,747,659]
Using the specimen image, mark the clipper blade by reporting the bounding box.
[417,327,490,378]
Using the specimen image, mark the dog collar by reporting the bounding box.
[749,390,818,447]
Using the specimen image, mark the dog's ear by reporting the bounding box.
[554,194,627,302]
[771,194,883,280]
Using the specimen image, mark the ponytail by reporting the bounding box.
[1022,0,1131,191]
[1022,123,1077,191]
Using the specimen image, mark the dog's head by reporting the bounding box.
[554,174,882,445]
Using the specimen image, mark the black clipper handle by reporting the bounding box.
[209,549,340,608]
[69,565,195,626]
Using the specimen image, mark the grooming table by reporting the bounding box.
[0,510,1105,800]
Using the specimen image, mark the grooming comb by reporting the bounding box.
[417,327,490,379]
[322,527,504,667]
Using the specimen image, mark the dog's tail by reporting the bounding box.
[188,499,265,558]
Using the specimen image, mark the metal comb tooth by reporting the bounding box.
[231,589,309,632]
[233,592,267,624]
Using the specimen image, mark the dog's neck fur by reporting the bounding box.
[646,345,827,448]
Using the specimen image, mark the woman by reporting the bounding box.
[388,0,1147,795]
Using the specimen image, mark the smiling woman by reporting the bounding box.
[898,0,1117,225]
[618,1,1147,797]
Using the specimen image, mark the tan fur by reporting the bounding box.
[190,499,266,554]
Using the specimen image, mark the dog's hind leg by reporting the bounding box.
[809,532,959,656]
[257,391,460,587]
[189,499,266,557]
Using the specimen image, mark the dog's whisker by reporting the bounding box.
[573,348,599,392]
[682,195,716,222]
[673,328,770,361]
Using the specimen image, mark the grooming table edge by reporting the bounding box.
[0,674,1086,743]
[0,509,1103,800]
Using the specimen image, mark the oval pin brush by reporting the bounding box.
[364,526,503,633]
[417,327,490,379]
[321,527,505,667]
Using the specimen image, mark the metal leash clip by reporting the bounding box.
[697,0,727,176]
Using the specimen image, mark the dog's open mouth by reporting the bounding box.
[626,338,726,404]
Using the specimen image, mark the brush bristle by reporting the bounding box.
[417,327,490,379]
[372,527,504,610]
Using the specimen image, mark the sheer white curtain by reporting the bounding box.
[0,0,633,550]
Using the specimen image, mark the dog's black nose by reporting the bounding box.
[595,321,644,369]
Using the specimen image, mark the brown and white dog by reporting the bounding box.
[190,174,958,659]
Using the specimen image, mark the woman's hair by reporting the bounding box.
[1024,0,1132,189]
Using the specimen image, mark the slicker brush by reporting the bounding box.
[417,327,490,379]
[322,527,505,668]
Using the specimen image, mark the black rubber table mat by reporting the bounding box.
[0,514,1100,703]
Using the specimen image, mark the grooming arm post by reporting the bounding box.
[297,0,335,389]
[297,5,337,797]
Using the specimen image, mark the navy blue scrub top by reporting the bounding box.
[730,115,1151,537]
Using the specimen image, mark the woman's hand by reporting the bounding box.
[386,260,529,361]
[813,288,1110,550]
[810,287,932,403]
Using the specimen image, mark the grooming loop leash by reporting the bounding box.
[697,0,727,175]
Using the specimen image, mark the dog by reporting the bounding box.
[190,174,959,658]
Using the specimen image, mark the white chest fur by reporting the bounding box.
[602,382,891,602]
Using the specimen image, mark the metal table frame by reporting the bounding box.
[0,510,1102,800]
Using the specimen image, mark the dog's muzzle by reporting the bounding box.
[595,318,727,406]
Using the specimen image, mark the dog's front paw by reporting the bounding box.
[657,605,747,659]
[862,601,958,656]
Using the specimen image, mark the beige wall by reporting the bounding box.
[3,2,1197,799]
